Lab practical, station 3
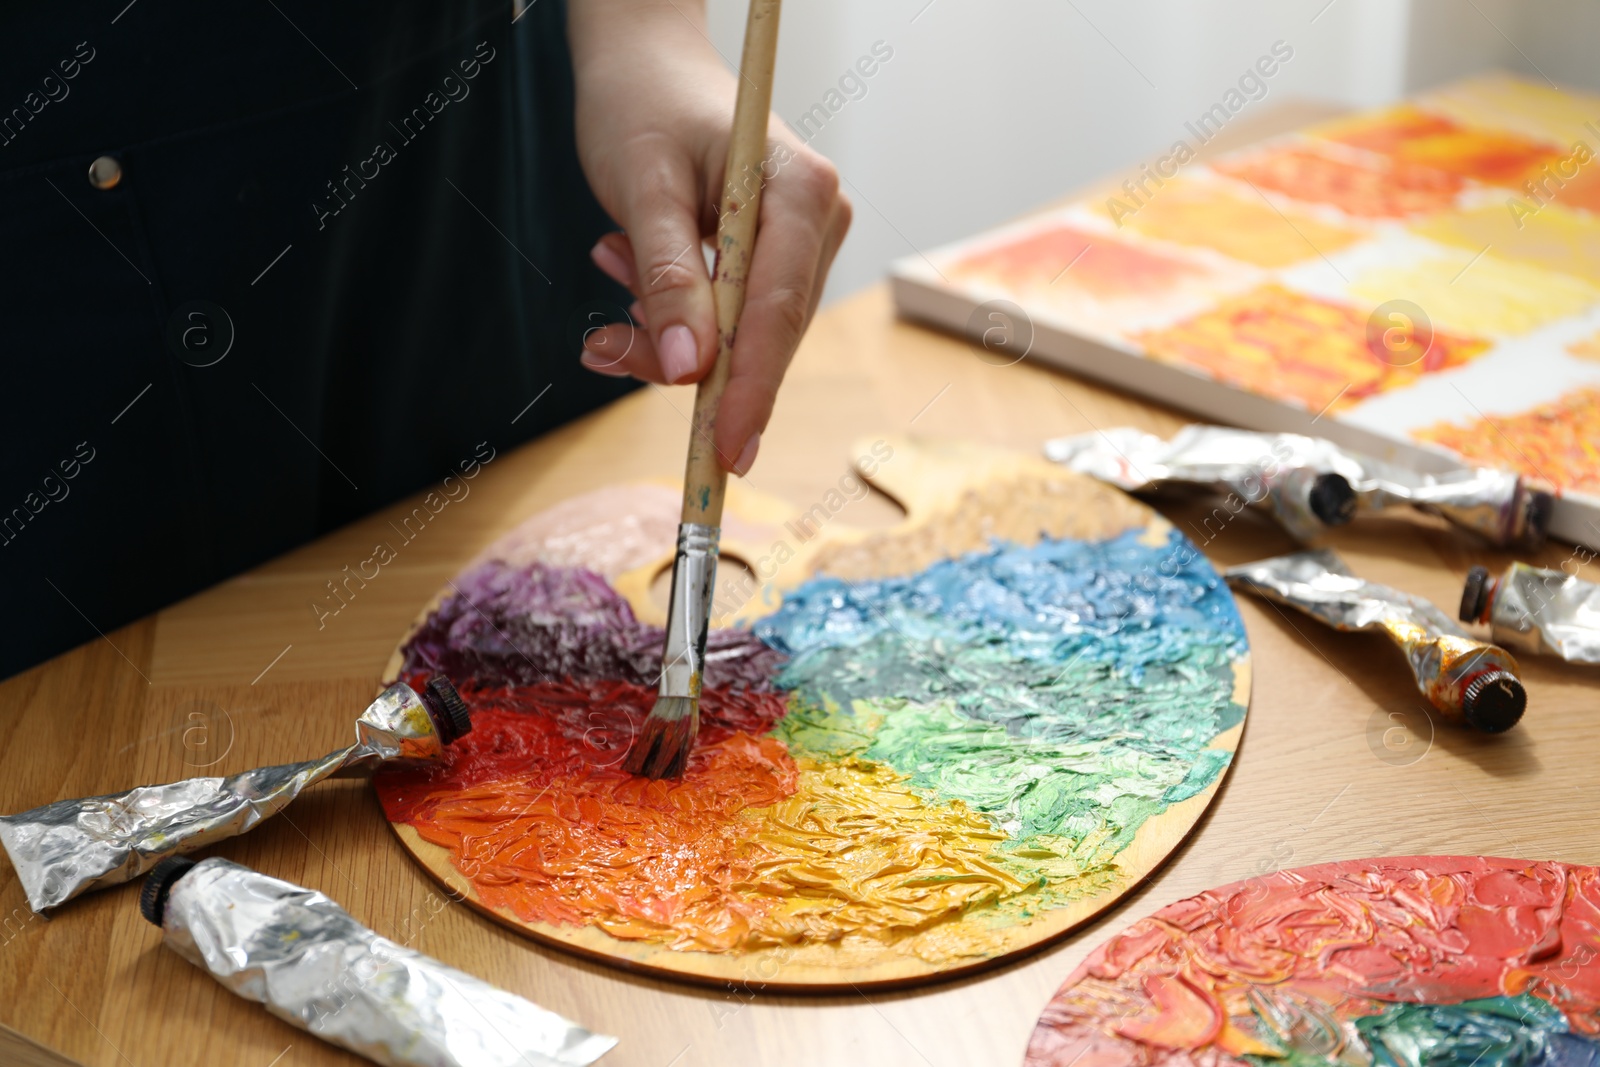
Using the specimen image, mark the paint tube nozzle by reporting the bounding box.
[421,675,471,743]
[139,855,196,926]
[1461,671,1526,733]
[1307,472,1357,526]
[1459,565,1493,624]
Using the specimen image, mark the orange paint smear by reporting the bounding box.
[414,732,798,951]
[952,224,1205,300]
[1135,284,1491,414]
[1315,104,1564,186]
[377,678,801,951]
[1212,143,1463,218]
[1416,385,1600,496]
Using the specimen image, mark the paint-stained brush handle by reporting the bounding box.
[681,0,782,525]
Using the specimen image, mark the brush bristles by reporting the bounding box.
[624,696,700,779]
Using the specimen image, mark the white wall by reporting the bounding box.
[704,0,1599,305]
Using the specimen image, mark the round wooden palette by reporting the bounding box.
[376,436,1251,989]
[1024,856,1600,1067]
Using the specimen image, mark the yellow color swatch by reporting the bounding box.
[1414,203,1600,286]
[1350,248,1600,337]
[1108,180,1363,269]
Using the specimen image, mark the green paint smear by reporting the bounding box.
[1243,994,1596,1067]
[758,529,1247,904]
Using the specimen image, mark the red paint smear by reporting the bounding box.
[375,676,800,950]
[954,224,1204,300]
[1213,144,1463,218]
[377,674,791,821]
[1025,858,1600,1067]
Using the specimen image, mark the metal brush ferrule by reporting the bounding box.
[659,523,720,700]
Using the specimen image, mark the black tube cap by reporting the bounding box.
[1460,565,1492,623]
[140,855,197,926]
[1308,473,1357,527]
[1461,671,1526,733]
[422,676,472,744]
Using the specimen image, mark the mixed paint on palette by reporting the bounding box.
[1025,857,1600,1067]
[376,459,1248,968]
[920,73,1600,521]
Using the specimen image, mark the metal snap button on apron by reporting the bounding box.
[88,156,123,190]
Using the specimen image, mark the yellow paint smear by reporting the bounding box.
[1414,203,1600,286]
[1350,248,1600,336]
[1105,179,1362,268]
[734,758,1035,956]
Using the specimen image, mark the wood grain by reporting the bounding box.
[4,102,1599,1067]
[379,438,1249,989]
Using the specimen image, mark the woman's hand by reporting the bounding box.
[568,0,851,476]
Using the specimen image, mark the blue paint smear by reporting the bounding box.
[756,528,1248,853]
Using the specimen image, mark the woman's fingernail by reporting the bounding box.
[659,325,698,384]
[628,300,647,329]
[581,345,630,376]
[590,239,637,288]
[732,433,761,477]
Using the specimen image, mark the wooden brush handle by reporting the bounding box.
[681,0,783,525]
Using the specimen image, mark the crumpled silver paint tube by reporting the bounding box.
[141,857,615,1067]
[0,677,471,913]
[1044,426,1357,542]
[1461,563,1600,664]
[1044,425,1552,549]
[1226,550,1527,733]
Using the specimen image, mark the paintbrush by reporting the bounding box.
[625,0,784,779]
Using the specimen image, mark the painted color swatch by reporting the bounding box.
[376,473,1248,964]
[1315,104,1565,186]
[1416,203,1600,286]
[1025,857,1600,1067]
[1417,386,1600,496]
[1212,142,1464,218]
[1136,284,1491,414]
[897,74,1600,532]
[950,224,1205,301]
[1106,180,1363,268]
[1349,249,1600,337]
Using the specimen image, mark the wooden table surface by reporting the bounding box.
[5,102,1599,1067]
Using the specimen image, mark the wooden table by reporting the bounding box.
[5,103,1599,1067]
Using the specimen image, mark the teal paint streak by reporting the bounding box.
[758,528,1246,861]
[1244,995,1598,1067]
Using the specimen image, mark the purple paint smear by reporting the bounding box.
[399,559,782,691]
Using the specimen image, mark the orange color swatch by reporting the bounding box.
[951,225,1205,301]
[1315,104,1564,186]
[1551,165,1600,214]
[1213,142,1464,218]
[1416,386,1600,496]
[1136,284,1491,415]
